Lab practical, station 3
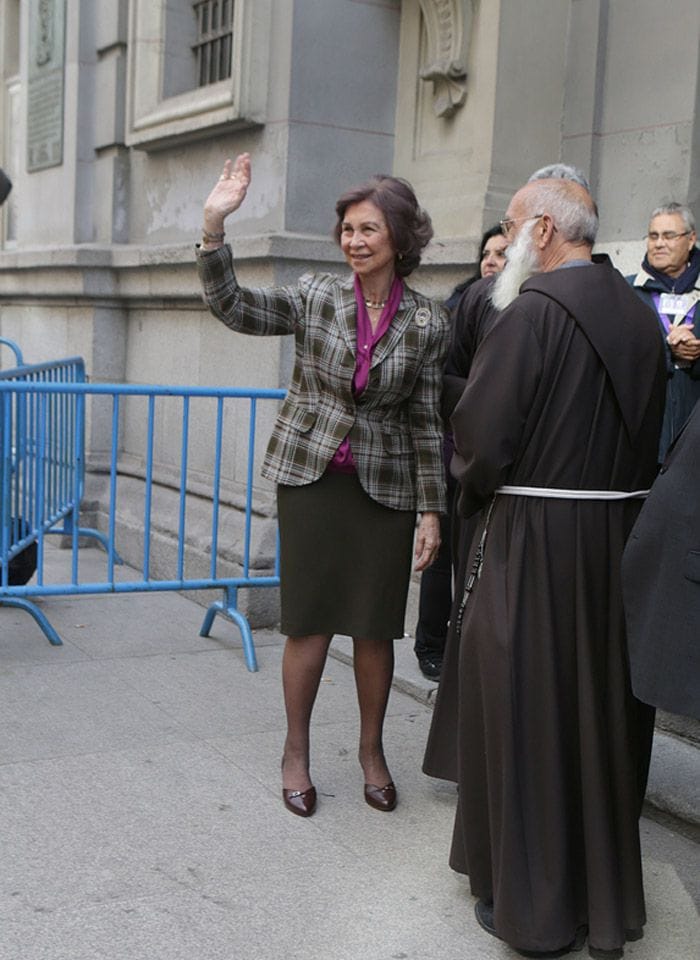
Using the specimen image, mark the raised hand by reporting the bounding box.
[203,154,252,235]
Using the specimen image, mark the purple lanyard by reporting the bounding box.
[652,293,697,334]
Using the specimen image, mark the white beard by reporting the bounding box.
[490,223,541,311]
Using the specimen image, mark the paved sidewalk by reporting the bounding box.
[1,546,698,960]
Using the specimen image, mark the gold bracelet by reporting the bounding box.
[202,228,225,242]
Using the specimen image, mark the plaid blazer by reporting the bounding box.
[197,244,450,512]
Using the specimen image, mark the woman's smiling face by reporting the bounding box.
[340,200,397,284]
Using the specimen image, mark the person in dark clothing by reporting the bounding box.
[0,167,11,205]
[426,176,666,958]
[424,166,592,762]
[627,202,700,460]
[622,401,700,722]
[442,225,508,313]
[421,275,500,774]
[413,226,506,680]
[441,163,591,420]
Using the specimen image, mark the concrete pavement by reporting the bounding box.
[0,545,698,960]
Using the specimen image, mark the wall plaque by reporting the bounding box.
[27,0,67,171]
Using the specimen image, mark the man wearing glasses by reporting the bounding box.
[628,202,700,460]
[423,164,593,783]
[432,176,666,959]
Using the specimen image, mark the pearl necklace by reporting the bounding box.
[364,297,387,310]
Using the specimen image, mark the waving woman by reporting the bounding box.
[197,155,449,817]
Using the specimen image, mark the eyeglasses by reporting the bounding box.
[499,214,543,239]
[646,231,690,243]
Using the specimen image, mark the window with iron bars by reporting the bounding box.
[192,0,234,87]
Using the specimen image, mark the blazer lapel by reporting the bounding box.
[334,276,358,357]
[370,289,418,368]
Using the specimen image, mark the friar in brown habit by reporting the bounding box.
[426,177,666,958]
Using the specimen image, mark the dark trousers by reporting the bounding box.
[414,511,453,658]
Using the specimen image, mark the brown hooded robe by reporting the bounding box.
[427,259,666,955]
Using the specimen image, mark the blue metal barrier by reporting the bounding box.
[0,336,24,366]
[0,348,117,567]
[0,377,285,672]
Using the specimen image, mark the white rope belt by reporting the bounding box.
[496,485,650,500]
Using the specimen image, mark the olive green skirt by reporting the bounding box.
[277,472,416,640]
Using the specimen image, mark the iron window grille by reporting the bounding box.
[192,0,234,87]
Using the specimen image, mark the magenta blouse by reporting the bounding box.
[328,274,404,472]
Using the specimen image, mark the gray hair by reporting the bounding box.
[523,179,599,246]
[649,202,695,234]
[528,163,590,192]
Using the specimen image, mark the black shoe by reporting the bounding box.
[474,900,499,939]
[417,656,442,681]
[475,901,586,958]
[517,925,588,957]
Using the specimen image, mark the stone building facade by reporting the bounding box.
[1,1,700,634]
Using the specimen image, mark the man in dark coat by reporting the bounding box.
[422,275,498,780]
[622,402,700,720]
[0,167,11,206]
[627,202,700,461]
[434,177,666,957]
[413,228,507,681]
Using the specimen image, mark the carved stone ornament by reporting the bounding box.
[417,0,472,118]
[36,0,55,67]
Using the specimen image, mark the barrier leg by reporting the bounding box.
[0,598,63,646]
[47,521,125,565]
[200,586,259,672]
[75,526,125,565]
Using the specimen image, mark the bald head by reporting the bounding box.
[528,163,590,192]
[511,178,598,247]
[492,178,598,308]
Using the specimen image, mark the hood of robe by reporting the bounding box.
[520,255,664,442]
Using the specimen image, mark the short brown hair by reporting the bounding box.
[333,176,433,277]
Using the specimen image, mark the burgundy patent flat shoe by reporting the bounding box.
[364,781,397,812]
[282,785,317,818]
